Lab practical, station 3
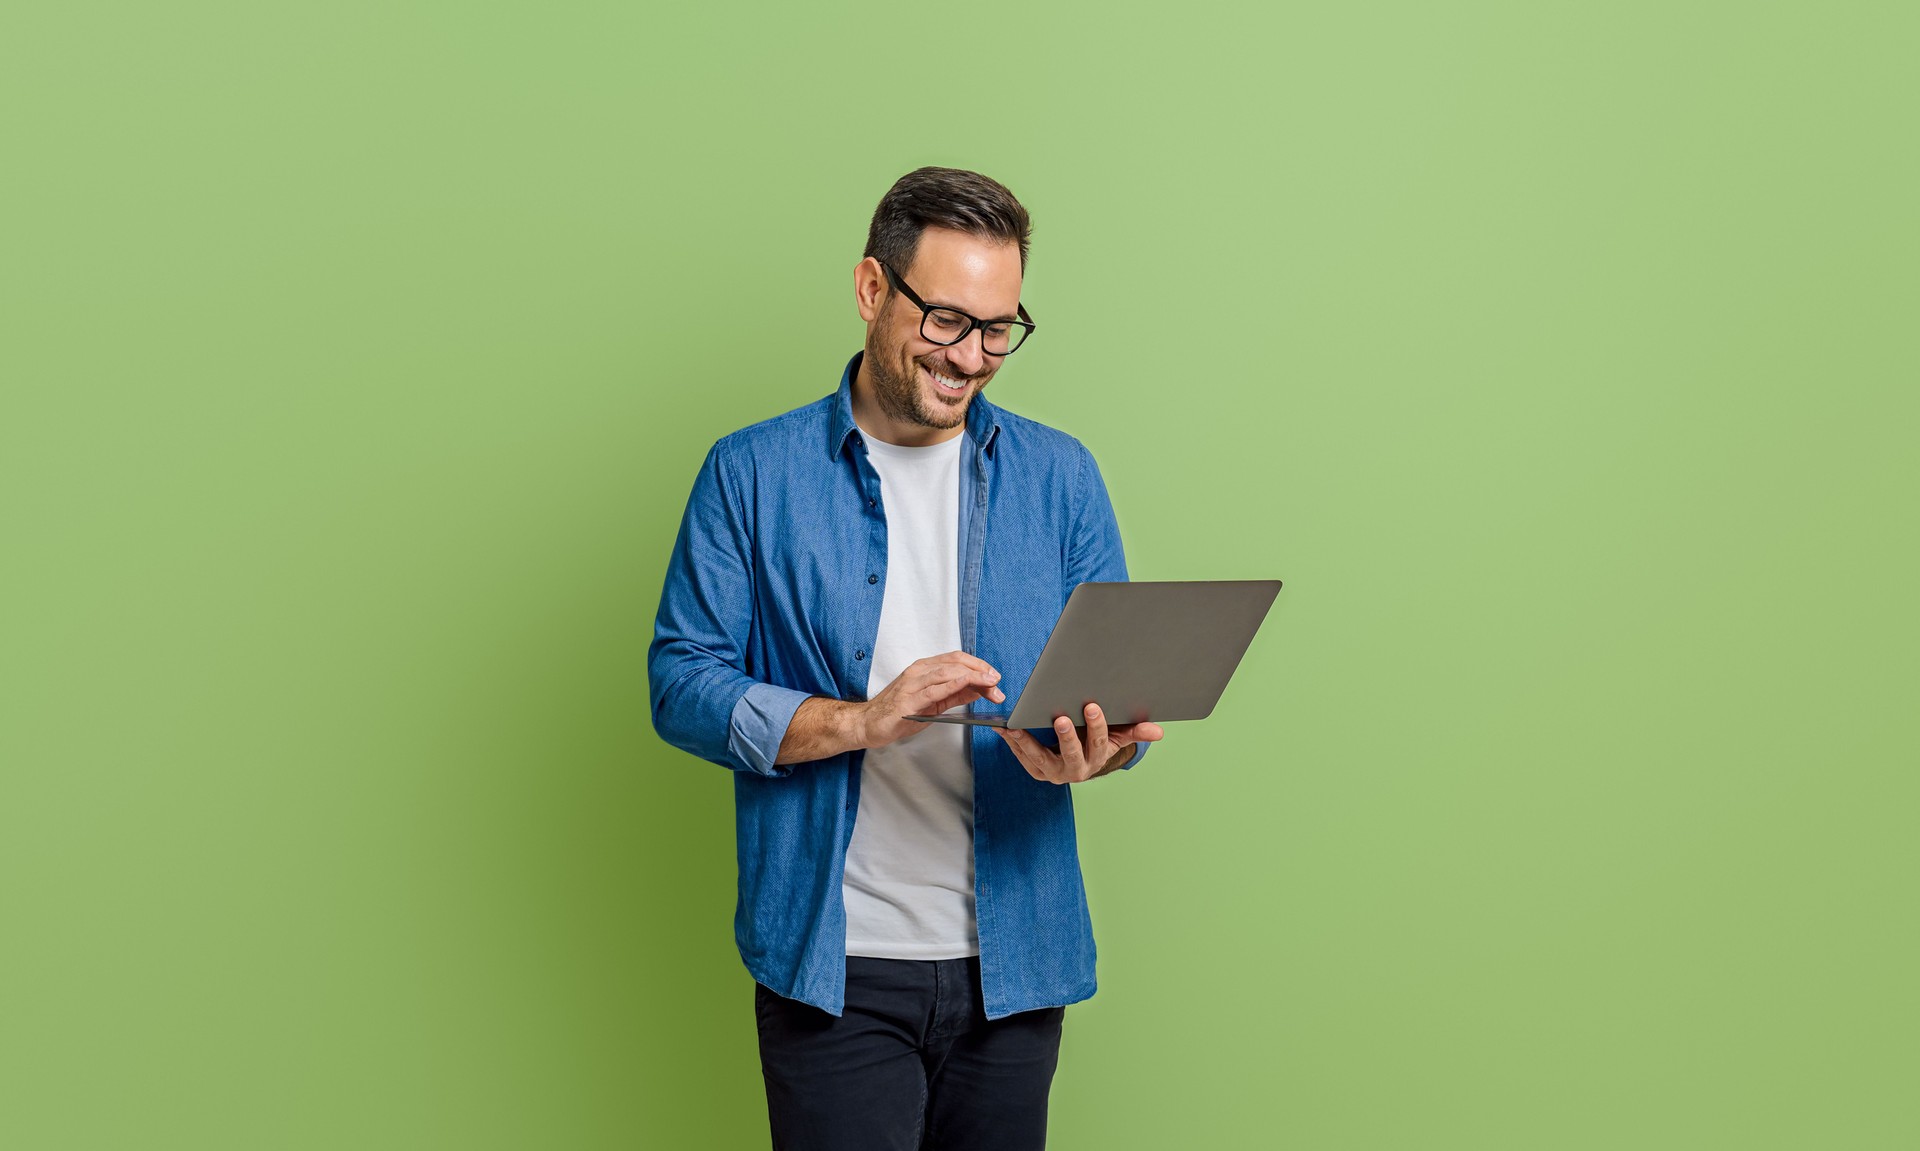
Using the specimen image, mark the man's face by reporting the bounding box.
[858,226,1024,434]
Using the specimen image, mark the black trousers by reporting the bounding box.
[755,955,1066,1151]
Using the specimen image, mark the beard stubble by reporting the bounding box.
[866,302,984,431]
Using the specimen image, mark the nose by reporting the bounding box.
[945,328,988,376]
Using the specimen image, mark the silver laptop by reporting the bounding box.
[908,579,1282,728]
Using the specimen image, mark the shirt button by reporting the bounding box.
[868,573,878,585]
[854,650,866,661]
[868,498,876,508]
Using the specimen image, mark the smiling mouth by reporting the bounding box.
[923,363,973,396]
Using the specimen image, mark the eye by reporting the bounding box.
[928,311,966,331]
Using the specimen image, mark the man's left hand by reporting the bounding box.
[993,703,1164,784]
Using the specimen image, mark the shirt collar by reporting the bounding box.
[829,350,1002,460]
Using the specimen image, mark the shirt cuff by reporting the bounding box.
[1116,740,1150,772]
[727,683,813,777]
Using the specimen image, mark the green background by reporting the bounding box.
[4,1,1915,1147]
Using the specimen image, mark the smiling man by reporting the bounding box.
[649,166,1161,1150]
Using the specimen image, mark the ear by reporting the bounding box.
[854,257,889,324]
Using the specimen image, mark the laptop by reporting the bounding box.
[908,579,1282,728]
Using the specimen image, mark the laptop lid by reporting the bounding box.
[910,579,1282,728]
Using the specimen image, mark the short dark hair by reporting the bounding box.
[864,166,1032,278]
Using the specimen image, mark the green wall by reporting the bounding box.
[4,2,1914,1147]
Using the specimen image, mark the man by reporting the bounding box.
[648,166,1163,1150]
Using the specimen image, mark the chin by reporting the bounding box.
[914,399,968,429]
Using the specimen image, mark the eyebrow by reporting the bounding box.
[929,298,1021,323]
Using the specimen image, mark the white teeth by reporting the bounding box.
[927,367,966,391]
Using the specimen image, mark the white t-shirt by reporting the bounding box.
[842,431,978,959]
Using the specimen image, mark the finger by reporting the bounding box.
[1083,703,1109,758]
[905,672,1004,713]
[1015,728,1069,784]
[911,663,1003,699]
[916,681,1005,716]
[914,651,1001,685]
[935,650,1001,680]
[996,727,1051,782]
[1110,721,1165,744]
[1053,716,1088,781]
[995,728,1037,778]
[972,680,1007,705]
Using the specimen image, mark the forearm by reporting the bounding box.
[774,697,873,765]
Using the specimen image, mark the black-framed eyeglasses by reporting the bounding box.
[880,261,1036,356]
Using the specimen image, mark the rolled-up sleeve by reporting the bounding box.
[648,441,803,776]
[728,682,811,776]
[1065,441,1151,773]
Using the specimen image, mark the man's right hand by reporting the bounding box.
[858,652,1005,749]
[774,652,1005,766]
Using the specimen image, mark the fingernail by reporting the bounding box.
[1086,704,1101,716]
[1055,718,1070,730]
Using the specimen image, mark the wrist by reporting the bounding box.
[842,699,876,752]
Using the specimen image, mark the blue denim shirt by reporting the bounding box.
[648,351,1146,1020]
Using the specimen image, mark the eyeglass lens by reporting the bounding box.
[921,309,1029,355]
